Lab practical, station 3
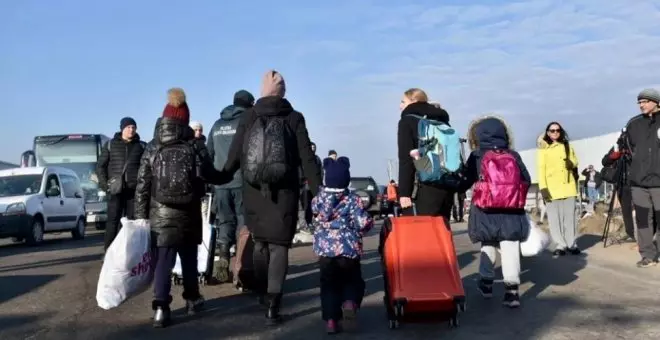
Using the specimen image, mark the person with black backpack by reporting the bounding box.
[134,88,230,328]
[221,70,322,326]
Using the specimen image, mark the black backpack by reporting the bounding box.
[242,116,296,187]
[150,140,197,205]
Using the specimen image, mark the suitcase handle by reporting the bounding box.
[393,203,417,217]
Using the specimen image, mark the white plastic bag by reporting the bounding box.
[520,217,550,257]
[96,218,153,310]
[173,222,213,275]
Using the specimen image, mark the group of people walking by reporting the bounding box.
[93,72,660,333]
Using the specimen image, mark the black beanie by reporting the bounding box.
[323,157,351,189]
[120,117,137,130]
[234,90,255,108]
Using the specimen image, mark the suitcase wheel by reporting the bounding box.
[456,300,467,313]
[394,302,404,318]
[388,319,399,330]
[449,315,460,328]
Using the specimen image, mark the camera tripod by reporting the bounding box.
[601,158,627,248]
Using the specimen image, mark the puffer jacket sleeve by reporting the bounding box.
[96,141,110,191]
[294,114,322,196]
[193,139,230,186]
[134,144,154,220]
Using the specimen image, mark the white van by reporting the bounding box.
[0,166,86,245]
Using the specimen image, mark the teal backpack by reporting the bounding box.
[410,115,463,184]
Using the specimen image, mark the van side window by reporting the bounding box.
[60,174,78,198]
[45,175,60,195]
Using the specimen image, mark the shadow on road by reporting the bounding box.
[0,312,55,340]
[0,253,103,273]
[0,274,61,305]
[0,232,104,258]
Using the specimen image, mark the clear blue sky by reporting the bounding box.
[2,0,659,184]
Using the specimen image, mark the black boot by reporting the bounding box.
[213,244,231,283]
[185,296,205,316]
[265,293,283,326]
[152,300,172,328]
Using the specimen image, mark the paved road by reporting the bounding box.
[1,221,660,340]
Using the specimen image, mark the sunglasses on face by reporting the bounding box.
[547,129,561,133]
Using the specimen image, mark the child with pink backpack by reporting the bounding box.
[455,116,531,308]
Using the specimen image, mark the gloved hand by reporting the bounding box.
[564,159,575,170]
[540,188,552,202]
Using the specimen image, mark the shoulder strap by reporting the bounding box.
[120,142,143,176]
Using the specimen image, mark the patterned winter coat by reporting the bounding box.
[311,188,374,259]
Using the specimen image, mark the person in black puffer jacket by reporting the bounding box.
[96,117,146,250]
[134,88,229,328]
[396,88,455,217]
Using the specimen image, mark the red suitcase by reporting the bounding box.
[379,208,466,329]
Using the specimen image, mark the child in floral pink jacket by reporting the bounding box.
[311,156,373,334]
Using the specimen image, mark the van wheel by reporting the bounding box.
[25,219,44,246]
[95,222,106,231]
[72,218,86,240]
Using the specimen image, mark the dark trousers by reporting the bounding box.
[152,246,200,307]
[619,186,635,240]
[253,242,289,295]
[104,190,135,250]
[319,256,365,321]
[631,187,660,260]
[215,187,244,251]
[452,195,465,221]
[402,184,454,219]
[300,189,313,225]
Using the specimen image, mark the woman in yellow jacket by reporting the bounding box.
[537,122,581,256]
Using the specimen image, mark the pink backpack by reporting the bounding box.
[472,150,528,210]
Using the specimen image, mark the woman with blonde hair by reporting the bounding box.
[396,88,454,217]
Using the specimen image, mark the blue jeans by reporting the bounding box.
[215,187,244,248]
[587,187,599,212]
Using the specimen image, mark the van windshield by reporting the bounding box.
[0,175,42,197]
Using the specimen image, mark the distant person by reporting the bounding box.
[602,136,635,241]
[221,70,322,325]
[96,117,146,250]
[457,115,530,308]
[207,89,255,283]
[609,88,660,267]
[311,156,373,334]
[190,121,206,142]
[452,192,466,223]
[537,122,580,256]
[581,164,602,214]
[134,88,229,328]
[396,88,454,217]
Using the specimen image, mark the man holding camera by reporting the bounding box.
[612,88,660,268]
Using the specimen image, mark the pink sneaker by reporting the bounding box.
[341,301,357,331]
[326,319,339,334]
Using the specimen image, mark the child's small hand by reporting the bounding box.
[409,149,421,160]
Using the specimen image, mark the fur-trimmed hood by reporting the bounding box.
[467,115,515,150]
[537,133,549,149]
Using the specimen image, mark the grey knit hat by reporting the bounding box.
[637,88,660,104]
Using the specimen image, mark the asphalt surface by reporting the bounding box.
[1,220,660,340]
